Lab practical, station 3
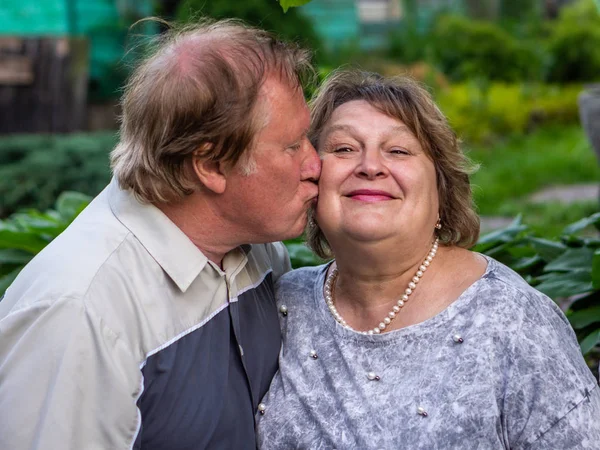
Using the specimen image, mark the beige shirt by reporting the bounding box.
[0,179,290,449]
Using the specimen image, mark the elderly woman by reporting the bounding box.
[256,70,600,449]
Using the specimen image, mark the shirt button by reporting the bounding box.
[258,403,266,415]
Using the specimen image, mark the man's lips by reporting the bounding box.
[346,189,395,202]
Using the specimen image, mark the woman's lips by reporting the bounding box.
[347,190,394,202]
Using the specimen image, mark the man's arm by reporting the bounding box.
[0,297,141,449]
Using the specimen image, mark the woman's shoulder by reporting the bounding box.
[474,255,566,324]
[477,258,599,448]
[274,263,329,304]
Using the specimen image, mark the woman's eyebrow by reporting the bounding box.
[322,124,356,136]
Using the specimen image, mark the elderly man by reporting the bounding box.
[0,19,320,449]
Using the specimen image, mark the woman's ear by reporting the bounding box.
[191,145,227,194]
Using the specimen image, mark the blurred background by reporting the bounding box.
[1,0,600,373]
[1,0,599,231]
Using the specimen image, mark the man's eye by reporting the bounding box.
[288,143,301,151]
[334,147,353,153]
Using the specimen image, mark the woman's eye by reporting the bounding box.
[390,148,409,155]
[333,147,354,153]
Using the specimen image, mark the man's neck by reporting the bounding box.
[156,193,240,267]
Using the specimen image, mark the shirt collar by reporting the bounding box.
[107,178,212,292]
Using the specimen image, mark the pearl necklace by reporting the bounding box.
[324,238,439,335]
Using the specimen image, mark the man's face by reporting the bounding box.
[219,75,321,243]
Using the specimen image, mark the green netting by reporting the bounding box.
[0,0,156,99]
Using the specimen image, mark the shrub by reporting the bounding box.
[0,133,114,218]
[546,0,600,83]
[436,83,582,143]
[176,0,322,53]
[430,15,544,83]
[546,24,600,83]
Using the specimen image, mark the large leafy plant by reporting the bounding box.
[472,215,600,356]
[0,192,91,294]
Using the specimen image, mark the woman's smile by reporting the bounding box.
[346,189,395,202]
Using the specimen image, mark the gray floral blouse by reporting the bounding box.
[256,256,600,449]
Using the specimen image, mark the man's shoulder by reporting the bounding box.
[1,194,149,319]
[247,242,292,282]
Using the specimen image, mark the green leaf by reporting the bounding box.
[278,0,313,12]
[0,267,21,296]
[476,216,527,244]
[0,249,33,265]
[562,212,600,235]
[473,217,528,254]
[535,271,593,298]
[592,250,600,289]
[567,306,600,329]
[10,213,66,238]
[56,191,91,221]
[285,243,321,268]
[525,237,567,262]
[510,255,544,272]
[0,229,49,253]
[544,247,594,273]
[579,329,600,355]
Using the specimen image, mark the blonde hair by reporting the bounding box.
[111,18,313,203]
[307,70,480,259]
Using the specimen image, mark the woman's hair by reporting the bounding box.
[307,69,480,259]
[110,18,313,204]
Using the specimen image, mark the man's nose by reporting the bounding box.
[301,141,321,182]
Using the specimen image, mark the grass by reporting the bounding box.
[467,125,600,236]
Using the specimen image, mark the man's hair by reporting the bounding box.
[307,69,480,259]
[111,18,313,203]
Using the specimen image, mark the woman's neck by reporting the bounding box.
[329,235,437,329]
[327,243,486,332]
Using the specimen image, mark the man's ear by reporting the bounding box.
[191,146,227,194]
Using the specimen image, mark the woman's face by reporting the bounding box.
[315,100,439,245]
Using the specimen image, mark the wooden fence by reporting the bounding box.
[0,37,88,134]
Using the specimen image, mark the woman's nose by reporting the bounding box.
[356,150,387,179]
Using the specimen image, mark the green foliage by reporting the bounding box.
[546,27,600,83]
[545,0,600,83]
[430,15,544,82]
[436,83,583,144]
[500,0,540,21]
[176,0,321,51]
[472,214,600,357]
[285,237,324,269]
[278,0,313,13]
[468,126,600,216]
[496,201,600,240]
[0,192,91,294]
[0,133,114,218]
